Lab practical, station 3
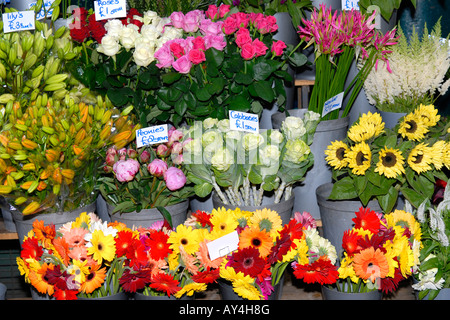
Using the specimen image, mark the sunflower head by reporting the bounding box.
[374,147,405,179]
[345,142,372,175]
[325,140,349,170]
[398,113,429,141]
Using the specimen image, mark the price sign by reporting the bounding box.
[3,11,35,33]
[229,110,259,133]
[322,92,344,117]
[136,124,169,148]
[94,0,127,21]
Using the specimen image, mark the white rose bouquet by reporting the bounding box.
[182,112,320,206]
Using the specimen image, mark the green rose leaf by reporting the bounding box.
[249,81,274,102]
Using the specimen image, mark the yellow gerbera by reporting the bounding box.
[345,142,372,175]
[86,230,116,264]
[385,209,422,243]
[66,259,89,285]
[175,282,207,298]
[407,142,433,173]
[348,112,384,142]
[292,239,309,264]
[209,207,239,240]
[233,278,263,300]
[374,147,405,179]
[248,208,282,236]
[414,104,440,127]
[168,224,201,255]
[398,112,429,141]
[337,253,359,283]
[325,140,349,170]
[71,212,91,229]
[16,257,30,283]
[231,208,253,228]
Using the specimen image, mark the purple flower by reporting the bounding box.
[164,167,186,191]
[113,159,140,182]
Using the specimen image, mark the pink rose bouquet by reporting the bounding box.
[150,4,309,126]
[99,127,194,215]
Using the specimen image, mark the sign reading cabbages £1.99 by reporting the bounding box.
[94,0,127,21]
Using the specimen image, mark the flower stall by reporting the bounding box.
[0,0,448,304]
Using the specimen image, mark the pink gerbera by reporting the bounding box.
[63,227,88,248]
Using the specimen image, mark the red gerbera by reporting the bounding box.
[379,258,405,294]
[342,229,363,256]
[292,257,339,285]
[21,237,43,260]
[127,239,148,268]
[267,232,292,264]
[352,207,381,233]
[54,288,78,300]
[191,267,220,284]
[119,267,152,293]
[145,230,172,261]
[45,265,69,290]
[149,273,180,297]
[191,210,213,228]
[227,247,266,278]
[115,230,135,257]
[279,219,304,242]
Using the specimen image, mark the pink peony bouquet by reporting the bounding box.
[99,127,194,214]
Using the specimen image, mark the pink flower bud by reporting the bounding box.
[127,148,138,159]
[113,159,140,182]
[164,167,186,191]
[156,144,170,157]
[148,159,168,177]
[140,150,151,163]
[105,152,116,166]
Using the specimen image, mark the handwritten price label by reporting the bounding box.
[3,11,35,33]
[229,110,259,133]
[94,0,126,21]
[342,0,360,10]
[28,0,55,20]
[136,124,169,148]
[322,92,344,117]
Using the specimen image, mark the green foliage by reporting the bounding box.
[358,0,417,22]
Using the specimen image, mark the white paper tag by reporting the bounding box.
[322,92,344,117]
[342,0,360,10]
[3,11,36,33]
[136,124,168,148]
[28,0,55,20]
[229,110,259,133]
[207,231,239,260]
[94,0,127,21]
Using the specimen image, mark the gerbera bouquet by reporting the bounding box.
[325,105,450,213]
[118,220,220,298]
[327,207,422,294]
[16,212,129,300]
[412,179,450,299]
[363,20,450,113]
[187,207,337,300]
[182,113,320,206]
[298,4,398,120]
[99,126,194,215]
[149,4,309,126]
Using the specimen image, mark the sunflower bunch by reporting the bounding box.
[187,207,338,300]
[325,105,450,213]
[16,212,130,300]
[328,207,422,294]
[116,221,219,298]
[0,94,139,215]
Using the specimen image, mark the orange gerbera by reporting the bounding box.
[80,262,106,294]
[28,263,55,296]
[353,247,389,283]
[32,220,56,247]
[179,245,199,275]
[197,240,223,269]
[52,237,71,266]
[238,226,273,258]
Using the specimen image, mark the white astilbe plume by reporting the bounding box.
[363,20,450,112]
